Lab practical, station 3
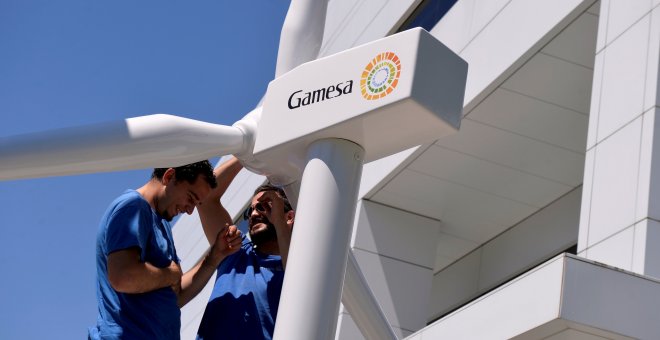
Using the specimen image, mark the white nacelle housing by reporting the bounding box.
[253,27,468,185]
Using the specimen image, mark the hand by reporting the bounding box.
[170,278,181,295]
[168,261,182,294]
[259,191,292,236]
[209,225,242,264]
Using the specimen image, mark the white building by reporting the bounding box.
[175,0,660,339]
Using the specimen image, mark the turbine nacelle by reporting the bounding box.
[244,27,467,186]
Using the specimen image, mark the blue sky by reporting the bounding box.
[0,1,290,338]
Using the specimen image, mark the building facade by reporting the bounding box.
[175,1,660,338]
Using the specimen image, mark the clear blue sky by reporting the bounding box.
[0,1,290,338]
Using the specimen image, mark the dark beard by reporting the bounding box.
[249,220,278,246]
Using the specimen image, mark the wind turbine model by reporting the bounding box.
[0,1,467,339]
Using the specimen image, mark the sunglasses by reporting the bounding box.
[243,202,269,221]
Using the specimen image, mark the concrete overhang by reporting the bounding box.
[412,254,660,339]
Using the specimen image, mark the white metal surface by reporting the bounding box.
[0,114,245,180]
[430,188,582,320]
[578,2,660,280]
[274,138,364,340]
[370,0,597,278]
[342,251,399,340]
[417,254,660,339]
[319,0,421,58]
[254,28,467,186]
[275,0,328,78]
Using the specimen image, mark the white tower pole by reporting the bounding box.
[273,138,364,340]
[264,1,398,335]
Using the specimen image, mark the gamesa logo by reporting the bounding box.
[360,52,401,100]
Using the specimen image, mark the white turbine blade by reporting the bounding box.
[275,0,328,77]
[233,0,329,188]
[0,114,246,180]
[237,0,328,208]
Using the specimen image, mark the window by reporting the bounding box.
[398,0,459,32]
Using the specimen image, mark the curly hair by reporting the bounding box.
[151,160,217,189]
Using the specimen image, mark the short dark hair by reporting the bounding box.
[151,160,217,189]
[254,183,293,212]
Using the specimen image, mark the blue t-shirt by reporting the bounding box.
[196,241,284,340]
[89,190,181,340]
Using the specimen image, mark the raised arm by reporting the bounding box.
[259,191,295,268]
[176,225,242,307]
[170,157,243,307]
[197,157,243,245]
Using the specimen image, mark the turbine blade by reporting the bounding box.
[0,114,246,180]
[275,0,328,77]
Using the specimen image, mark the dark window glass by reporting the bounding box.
[398,0,459,32]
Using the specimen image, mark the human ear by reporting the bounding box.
[162,168,176,185]
[286,210,295,226]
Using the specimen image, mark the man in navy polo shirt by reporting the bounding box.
[195,157,295,340]
[89,160,243,339]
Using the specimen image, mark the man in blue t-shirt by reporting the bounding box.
[89,160,243,340]
[195,157,295,340]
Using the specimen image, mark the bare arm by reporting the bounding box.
[197,157,243,245]
[261,191,295,268]
[107,248,181,294]
[275,215,293,268]
[176,157,243,306]
[176,225,242,307]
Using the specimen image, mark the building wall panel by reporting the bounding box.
[430,188,580,320]
[352,200,439,269]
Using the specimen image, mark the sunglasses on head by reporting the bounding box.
[243,202,268,221]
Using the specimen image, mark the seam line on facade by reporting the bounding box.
[366,143,433,199]
[348,0,390,48]
[352,246,434,271]
[457,0,514,54]
[538,50,595,71]
[432,186,581,276]
[464,113,586,155]
[586,107,653,153]
[406,166,544,209]
[498,86,589,117]
[596,4,656,54]
[433,141,578,188]
[362,197,443,223]
[586,222,637,252]
[319,0,364,57]
[461,1,597,122]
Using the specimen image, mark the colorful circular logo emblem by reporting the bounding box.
[360,52,401,100]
